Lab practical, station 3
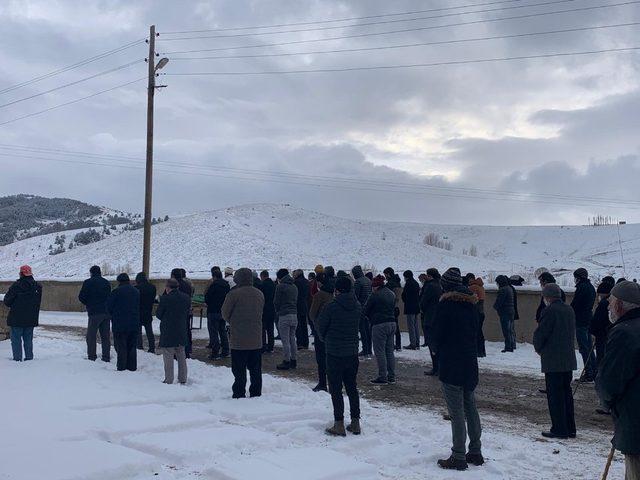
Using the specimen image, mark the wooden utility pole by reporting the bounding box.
[142,25,156,276]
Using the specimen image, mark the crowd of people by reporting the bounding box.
[3,262,639,477]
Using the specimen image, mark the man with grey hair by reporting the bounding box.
[533,283,577,439]
[597,281,640,480]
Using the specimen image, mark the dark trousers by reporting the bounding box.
[499,313,516,351]
[10,327,34,361]
[262,315,275,351]
[87,313,111,361]
[594,335,607,368]
[477,312,486,357]
[137,322,155,352]
[207,312,229,356]
[545,372,576,437]
[429,347,439,373]
[314,337,327,387]
[113,331,137,371]
[185,312,193,358]
[359,315,372,355]
[231,349,262,398]
[576,326,596,379]
[296,311,309,348]
[394,310,401,349]
[421,314,428,346]
[327,354,360,421]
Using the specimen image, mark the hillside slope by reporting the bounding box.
[0,204,636,281]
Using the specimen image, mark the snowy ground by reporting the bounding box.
[0,327,622,480]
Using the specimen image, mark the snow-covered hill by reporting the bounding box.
[0,203,637,282]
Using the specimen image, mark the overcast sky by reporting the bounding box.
[0,0,639,225]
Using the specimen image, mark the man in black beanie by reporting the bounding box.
[106,273,140,371]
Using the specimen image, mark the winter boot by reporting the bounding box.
[346,419,361,435]
[437,456,468,471]
[370,378,388,385]
[325,421,346,437]
[276,361,291,370]
[466,452,485,466]
[290,359,297,369]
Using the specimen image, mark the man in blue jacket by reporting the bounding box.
[107,273,140,372]
[79,265,112,362]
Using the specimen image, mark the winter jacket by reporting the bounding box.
[493,278,515,317]
[78,274,111,315]
[309,289,333,324]
[364,286,396,326]
[571,278,596,328]
[590,297,611,340]
[260,278,276,323]
[135,279,157,325]
[533,300,578,373]
[204,278,230,315]
[294,275,310,315]
[222,268,264,350]
[106,284,140,333]
[274,275,298,317]
[420,279,443,328]
[536,288,566,323]
[352,266,372,307]
[401,277,421,315]
[4,276,42,328]
[433,287,479,389]
[596,307,640,454]
[156,289,190,348]
[316,292,361,357]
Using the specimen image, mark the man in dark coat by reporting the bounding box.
[317,276,362,437]
[596,281,640,479]
[402,270,421,350]
[494,275,516,353]
[135,271,157,353]
[509,275,520,349]
[591,279,615,368]
[433,268,482,471]
[274,269,298,370]
[365,275,397,385]
[421,268,443,375]
[4,265,42,362]
[106,273,140,372]
[156,278,190,384]
[352,265,373,356]
[571,268,597,382]
[533,283,578,439]
[309,272,334,392]
[171,268,194,358]
[204,267,231,360]
[79,265,112,362]
[293,269,310,349]
[259,270,276,353]
[384,267,403,351]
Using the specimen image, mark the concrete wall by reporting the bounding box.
[0,280,572,344]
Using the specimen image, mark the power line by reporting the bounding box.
[3,146,640,209]
[0,39,145,96]
[158,0,584,41]
[166,22,640,61]
[161,0,528,34]
[0,60,142,110]
[161,1,640,54]
[0,77,146,126]
[163,46,640,76]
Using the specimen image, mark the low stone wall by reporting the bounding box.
[0,280,573,344]
[0,304,8,340]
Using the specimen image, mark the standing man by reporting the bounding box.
[309,272,334,392]
[384,268,403,351]
[402,270,421,350]
[467,274,486,358]
[293,269,310,350]
[317,276,362,436]
[156,278,190,384]
[259,270,276,353]
[365,275,397,385]
[433,268,483,471]
[494,275,516,353]
[421,268,443,375]
[274,269,298,370]
[135,272,157,353]
[4,265,42,362]
[596,280,640,480]
[222,268,265,399]
[204,267,231,360]
[533,283,577,439]
[107,273,140,372]
[571,268,597,382]
[352,265,373,357]
[79,265,112,362]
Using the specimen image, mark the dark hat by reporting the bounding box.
[135,272,147,283]
[426,268,441,280]
[335,276,352,293]
[89,265,101,276]
[573,268,589,279]
[166,278,179,289]
[276,268,289,280]
[403,270,414,278]
[116,273,130,283]
[372,274,385,288]
[542,283,562,299]
[597,282,613,295]
[383,267,395,277]
[601,276,616,286]
[538,271,556,284]
[611,280,640,304]
[324,266,335,278]
[441,267,462,290]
